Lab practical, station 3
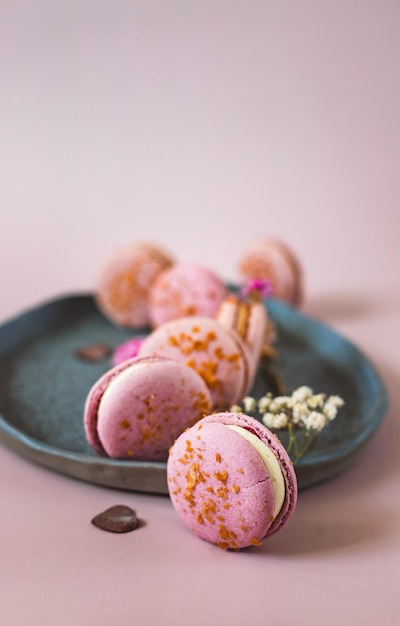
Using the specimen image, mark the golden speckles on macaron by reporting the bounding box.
[216,486,229,499]
[201,499,217,524]
[213,470,228,483]
[250,537,263,547]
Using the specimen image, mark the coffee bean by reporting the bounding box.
[91,505,140,533]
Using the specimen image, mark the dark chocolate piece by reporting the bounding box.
[91,505,139,533]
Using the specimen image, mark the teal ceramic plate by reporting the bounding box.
[0,294,389,493]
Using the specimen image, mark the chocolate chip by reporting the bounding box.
[91,505,140,533]
[75,343,111,362]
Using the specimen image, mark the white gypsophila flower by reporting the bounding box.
[271,396,291,409]
[267,400,278,413]
[243,396,257,413]
[326,395,345,408]
[262,412,289,430]
[258,395,272,413]
[292,402,310,425]
[307,393,326,409]
[230,405,242,413]
[322,404,338,420]
[261,412,276,429]
[291,386,313,403]
[304,411,327,432]
[268,398,287,413]
[272,412,289,429]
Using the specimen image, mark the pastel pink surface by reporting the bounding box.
[84,356,212,461]
[167,412,297,549]
[238,237,303,307]
[138,316,251,409]
[96,242,174,328]
[148,263,227,327]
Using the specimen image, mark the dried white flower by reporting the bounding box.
[291,401,310,424]
[232,386,344,462]
[268,398,288,413]
[261,412,275,428]
[272,412,290,429]
[326,395,345,409]
[262,412,289,429]
[258,395,272,412]
[272,396,291,409]
[304,411,327,432]
[291,386,313,403]
[243,396,257,412]
[230,404,242,413]
[307,393,326,409]
[322,404,338,420]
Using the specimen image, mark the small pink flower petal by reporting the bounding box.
[111,337,145,366]
[242,278,274,299]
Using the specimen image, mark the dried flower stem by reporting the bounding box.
[231,386,345,463]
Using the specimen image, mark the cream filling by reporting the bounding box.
[227,425,285,520]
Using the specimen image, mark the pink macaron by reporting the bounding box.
[148,263,227,328]
[138,316,254,410]
[216,293,277,365]
[238,237,303,307]
[167,412,297,550]
[84,356,212,462]
[96,241,174,328]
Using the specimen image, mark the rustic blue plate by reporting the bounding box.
[0,294,389,493]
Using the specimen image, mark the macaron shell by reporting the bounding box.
[201,412,297,538]
[83,356,155,455]
[84,356,212,461]
[96,242,174,327]
[216,296,270,364]
[167,421,276,550]
[238,237,303,307]
[246,301,270,362]
[138,316,251,409]
[148,263,227,328]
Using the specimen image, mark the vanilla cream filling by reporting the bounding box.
[227,425,285,519]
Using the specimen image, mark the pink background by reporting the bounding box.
[0,2,399,624]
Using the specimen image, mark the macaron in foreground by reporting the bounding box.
[167,412,297,550]
[84,356,212,462]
